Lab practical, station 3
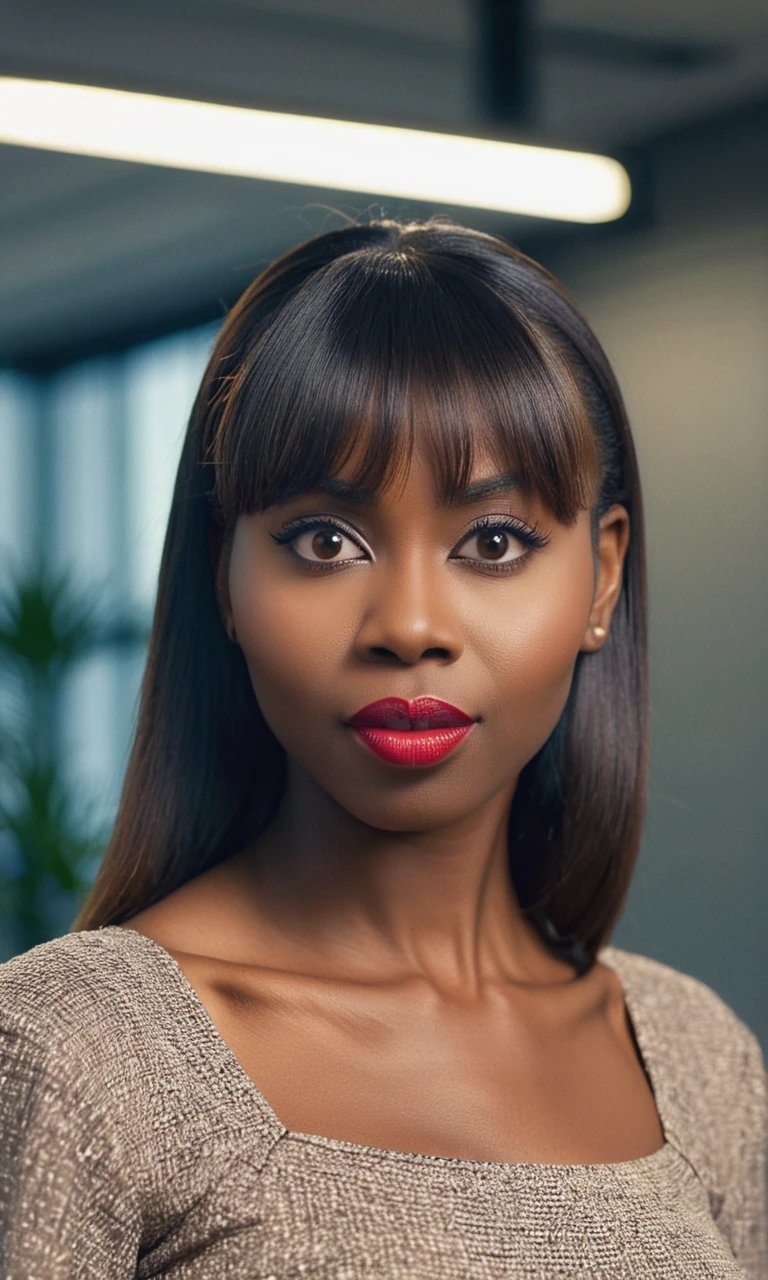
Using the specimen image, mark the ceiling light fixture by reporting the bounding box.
[0,77,631,224]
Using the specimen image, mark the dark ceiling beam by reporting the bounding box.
[476,0,536,127]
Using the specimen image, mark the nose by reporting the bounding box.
[353,549,464,666]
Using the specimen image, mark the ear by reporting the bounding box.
[581,504,630,652]
[208,518,235,640]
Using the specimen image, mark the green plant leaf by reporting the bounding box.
[0,557,122,947]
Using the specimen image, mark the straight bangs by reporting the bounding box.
[207,249,600,527]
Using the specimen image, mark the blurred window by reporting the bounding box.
[0,321,220,940]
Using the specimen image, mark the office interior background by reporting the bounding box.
[0,0,766,1049]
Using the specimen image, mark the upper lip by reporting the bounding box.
[346,697,474,729]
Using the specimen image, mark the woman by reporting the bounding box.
[1,217,765,1278]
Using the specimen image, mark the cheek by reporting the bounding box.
[475,542,595,745]
[229,548,352,730]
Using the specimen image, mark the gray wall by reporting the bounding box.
[543,107,768,1049]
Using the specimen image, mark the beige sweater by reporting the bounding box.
[0,925,765,1279]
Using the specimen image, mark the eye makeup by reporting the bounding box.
[269,512,551,575]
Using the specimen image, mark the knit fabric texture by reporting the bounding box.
[0,924,765,1278]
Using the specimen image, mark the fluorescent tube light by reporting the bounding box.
[0,77,631,224]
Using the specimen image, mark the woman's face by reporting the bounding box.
[215,444,629,832]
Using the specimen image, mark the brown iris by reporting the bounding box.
[313,530,344,560]
[476,529,506,560]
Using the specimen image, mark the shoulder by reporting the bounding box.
[0,928,167,1170]
[600,944,766,1224]
[0,926,152,1036]
[0,931,150,1253]
[599,943,765,1076]
[0,926,283,1248]
[0,926,283,1155]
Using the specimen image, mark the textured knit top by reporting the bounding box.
[0,925,765,1279]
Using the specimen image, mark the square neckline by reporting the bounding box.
[104,925,676,1177]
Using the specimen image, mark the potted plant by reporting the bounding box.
[0,556,144,955]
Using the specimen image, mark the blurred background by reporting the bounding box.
[0,1,765,1048]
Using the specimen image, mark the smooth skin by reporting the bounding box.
[123,443,666,1165]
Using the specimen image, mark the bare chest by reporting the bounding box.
[166,949,665,1166]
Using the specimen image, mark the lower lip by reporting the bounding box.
[350,724,474,766]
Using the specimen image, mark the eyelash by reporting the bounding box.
[269,513,551,575]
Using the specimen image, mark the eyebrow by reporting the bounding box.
[317,472,521,508]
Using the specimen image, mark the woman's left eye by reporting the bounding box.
[452,524,529,565]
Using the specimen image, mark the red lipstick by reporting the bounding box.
[346,697,475,767]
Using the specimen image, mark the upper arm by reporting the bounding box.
[0,1014,142,1278]
[709,1023,768,1279]
[609,948,768,1278]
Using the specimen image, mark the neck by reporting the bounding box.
[234,764,571,993]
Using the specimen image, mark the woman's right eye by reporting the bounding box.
[294,525,365,563]
[278,522,368,565]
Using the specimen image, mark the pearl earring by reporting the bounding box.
[592,625,606,639]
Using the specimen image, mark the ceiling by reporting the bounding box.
[1,0,767,368]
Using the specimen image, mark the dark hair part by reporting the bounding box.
[73,216,648,977]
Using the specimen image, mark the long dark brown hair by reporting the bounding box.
[72,216,648,976]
